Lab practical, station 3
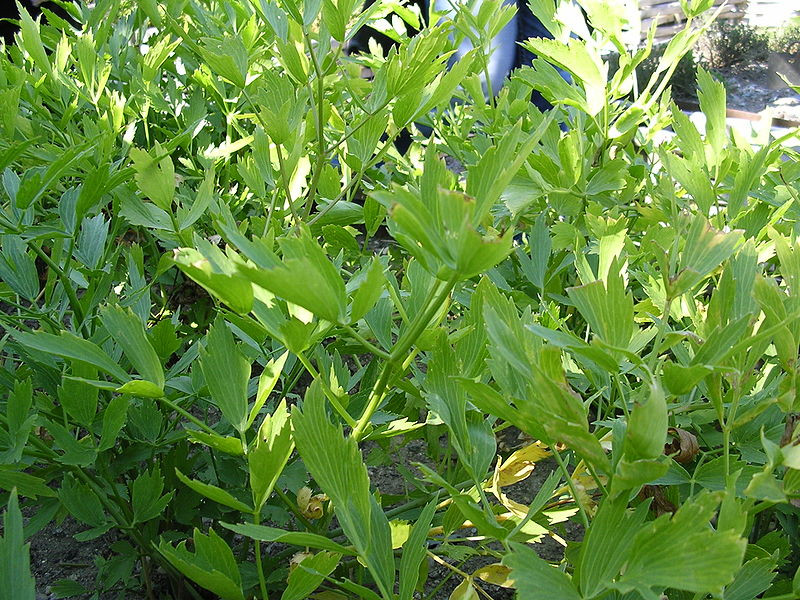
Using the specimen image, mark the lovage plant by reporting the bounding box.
[1,0,800,599]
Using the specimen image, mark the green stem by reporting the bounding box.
[647,296,673,373]
[302,31,339,220]
[157,396,216,435]
[351,361,394,442]
[27,241,86,331]
[351,278,457,441]
[295,352,357,428]
[242,87,300,224]
[551,445,590,529]
[253,512,269,600]
[305,127,400,228]
[391,278,455,360]
[274,487,317,532]
[343,324,390,360]
[274,141,300,224]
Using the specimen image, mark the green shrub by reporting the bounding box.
[637,46,700,101]
[770,24,800,54]
[700,19,770,68]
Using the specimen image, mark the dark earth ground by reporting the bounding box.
[25,62,799,600]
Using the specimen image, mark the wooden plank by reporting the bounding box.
[639,1,746,22]
[639,0,748,42]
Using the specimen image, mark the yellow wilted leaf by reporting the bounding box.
[473,563,515,588]
[297,486,327,520]
[390,519,411,549]
[449,578,479,600]
[497,441,551,487]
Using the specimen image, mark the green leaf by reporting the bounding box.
[222,523,352,553]
[199,36,249,88]
[249,400,294,510]
[661,362,712,396]
[610,457,669,497]
[186,431,244,456]
[16,1,51,76]
[44,420,96,466]
[98,395,129,452]
[503,542,582,600]
[674,216,742,296]
[172,246,254,315]
[238,229,347,323]
[567,264,633,350]
[58,362,98,427]
[129,145,175,212]
[200,320,251,434]
[399,497,438,600]
[113,380,163,398]
[3,378,34,463]
[175,469,253,514]
[179,169,216,230]
[248,351,289,428]
[119,195,173,230]
[0,489,35,600]
[722,556,777,600]
[50,579,89,598]
[282,551,342,600]
[521,37,606,115]
[449,579,479,600]
[350,257,386,323]
[100,305,164,389]
[416,464,507,541]
[59,474,107,528]
[159,529,244,600]
[615,492,746,596]
[528,348,610,473]
[12,330,129,382]
[131,467,174,524]
[292,382,394,598]
[0,470,57,500]
[515,214,551,291]
[659,151,715,215]
[697,68,726,169]
[577,497,649,598]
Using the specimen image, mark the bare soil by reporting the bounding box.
[717,61,800,120]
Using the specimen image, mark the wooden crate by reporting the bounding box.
[746,0,800,27]
[638,0,749,44]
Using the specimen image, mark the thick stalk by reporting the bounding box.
[351,278,457,441]
[647,296,674,372]
[343,324,391,360]
[550,445,590,529]
[253,511,269,600]
[157,396,216,436]
[302,31,340,219]
[242,87,300,224]
[28,242,86,331]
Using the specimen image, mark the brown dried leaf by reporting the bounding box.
[780,413,799,447]
[289,551,314,572]
[639,485,676,516]
[664,427,699,463]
